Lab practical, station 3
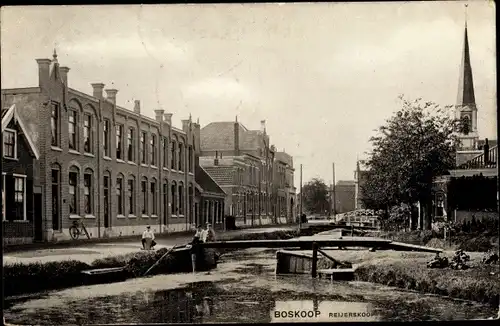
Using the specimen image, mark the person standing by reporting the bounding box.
[204,223,216,242]
[141,226,156,250]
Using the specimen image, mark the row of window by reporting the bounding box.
[234,165,274,186]
[51,168,195,220]
[50,104,195,172]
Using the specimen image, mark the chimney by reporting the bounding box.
[234,120,240,156]
[105,89,118,105]
[59,67,70,86]
[182,119,192,133]
[164,113,173,125]
[193,119,201,154]
[214,151,219,166]
[35,58,52,89]
[133,100,141,114]
[154,109,164,122]
[91,83,105,99]
[260,120,266,133]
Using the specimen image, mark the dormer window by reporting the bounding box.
[3,129,16,159]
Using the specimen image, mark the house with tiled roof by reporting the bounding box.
[2,104,43,245]
[199,117,296,226]
[194,164,226,228]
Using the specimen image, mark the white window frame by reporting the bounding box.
[2,172,6,221]
[12,173,27,221]
[83,172,93,217]
[68,110,78,151]
[3,128,17,160]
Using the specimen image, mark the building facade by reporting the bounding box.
[274,151,296,223]
[354,160,369,210]
[194,164,226,229]
[199,118,295,226]
[334,180,356,214]
[2,104,42,244]
[1,52,201,241]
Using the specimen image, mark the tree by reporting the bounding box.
[302,178,330,214]
[361,95,460,229]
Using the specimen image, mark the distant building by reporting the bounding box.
[354,160,369,210]
[333,180,355,214]
[199,118,295,226]
[274,151,297,223]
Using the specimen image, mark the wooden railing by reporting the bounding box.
[458,145,498,170]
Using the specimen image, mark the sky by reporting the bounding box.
[1,1,497,187]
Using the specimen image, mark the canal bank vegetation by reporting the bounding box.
[365,227,499,253]
[3,230,299,298]
[328,250,500,307]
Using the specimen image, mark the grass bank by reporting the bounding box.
[3,229,300,297]
[365,230,499,252]
[338,249,500,307]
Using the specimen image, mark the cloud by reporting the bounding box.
[60,35,191,63]
[184,77,252,101]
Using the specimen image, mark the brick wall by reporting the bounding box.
[2,56,199,241]
[3,221,34,238]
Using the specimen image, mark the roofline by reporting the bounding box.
[68,88,186,133]
[2,87,41,94]
[1,104,40,159]
[200,166,227,195]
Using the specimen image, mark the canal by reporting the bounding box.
[3,248,496,324]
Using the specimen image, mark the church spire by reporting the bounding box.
[456,3,476,107]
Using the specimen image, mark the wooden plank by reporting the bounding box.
[385,241,443,253]
[201,238,392,249]
[81,267,126,275]
[278,250,313,259]
[312,242,318,278]
[317,268,355,275]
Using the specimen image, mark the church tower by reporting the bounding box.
[455,6,479,150]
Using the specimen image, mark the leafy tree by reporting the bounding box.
[361,95,460,229]
[302,178,330,214]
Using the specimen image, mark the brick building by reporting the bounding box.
[194,163,226,228]
[199,118,295,226]
[274,151,296,223]
[1,51,202,241]
[2,104,42,244]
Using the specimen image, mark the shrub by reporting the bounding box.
[459,236,493,252]
[354,261,500,307]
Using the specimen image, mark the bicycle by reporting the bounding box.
[69,219,90,240]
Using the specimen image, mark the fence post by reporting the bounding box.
[312,242,318,278]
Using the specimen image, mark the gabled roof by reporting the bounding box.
[1,104,40,159]
[195,165,226,195]
[202,165,235,185]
